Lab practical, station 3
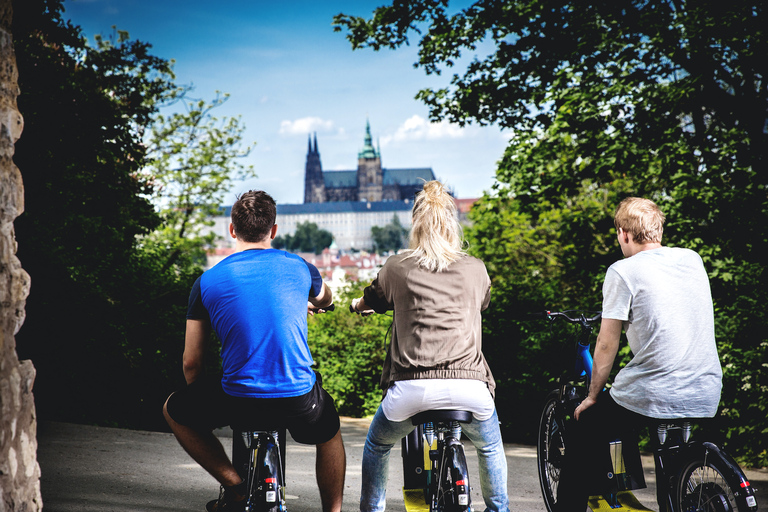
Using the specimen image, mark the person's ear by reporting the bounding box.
[270,224,278,240]
[229,223,237,239]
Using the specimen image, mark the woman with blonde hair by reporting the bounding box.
[351,181,509,512]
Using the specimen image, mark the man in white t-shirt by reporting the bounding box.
[556,197,723,512]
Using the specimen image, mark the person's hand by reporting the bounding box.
[308,302,337,316]
[574,395,597,420]
[350,297,375,316]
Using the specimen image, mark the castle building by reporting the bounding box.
[304,120,435,203]
[208,122,448,257]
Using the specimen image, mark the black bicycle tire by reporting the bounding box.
[435,439,471,512]
[251,436,285,512]
[675,452,746,512]
[537,390,566,512]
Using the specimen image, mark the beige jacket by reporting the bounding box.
[363,253,495,398]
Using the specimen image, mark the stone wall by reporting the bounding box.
[0,0,41,509]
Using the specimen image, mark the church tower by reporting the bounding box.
[303,133,326,203]
[356,120,383,202]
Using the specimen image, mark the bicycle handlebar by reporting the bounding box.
[541,310,602,325]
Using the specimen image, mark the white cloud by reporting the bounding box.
[279,117,335,135]
[382,115,465,145]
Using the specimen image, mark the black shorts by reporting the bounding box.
[165,375,341,445]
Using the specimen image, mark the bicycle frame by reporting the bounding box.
[402,410,473,512]
[232,427,287,512]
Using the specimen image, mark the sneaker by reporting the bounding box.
[205,483,247,512]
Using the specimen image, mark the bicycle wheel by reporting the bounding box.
[250,436,286,512]
[537,390,566,512]
[435,439,471,512]
[676,456,742,512]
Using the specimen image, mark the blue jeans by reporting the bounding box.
[360,405,509,512]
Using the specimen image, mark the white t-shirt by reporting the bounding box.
[603,247,722,418]
[381,379,495,422]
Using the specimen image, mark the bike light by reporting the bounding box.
[455,479,466,486]
[740,481,750,488]
[266,478,276,484]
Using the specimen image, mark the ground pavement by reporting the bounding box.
[37,418,767,512]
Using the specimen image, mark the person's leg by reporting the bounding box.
[556,390,626,512]
[360,406,415,512]
[462,409,509,512]
[163,397,242,487]
[315,428,346,512]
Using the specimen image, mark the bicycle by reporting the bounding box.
[231,426,287,512]
[401,410,473,512]
[536,310,759,512]
[227,303,336,512]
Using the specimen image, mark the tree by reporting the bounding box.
[336,1,768,464]
[371,215,409,254]
[273,222,333,254]
[11,0,196,430]
[142,91,256,272]
[307,280,392,417]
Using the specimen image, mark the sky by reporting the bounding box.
[61,0,512,205]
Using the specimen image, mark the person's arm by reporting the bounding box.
[574,317,623,420]
[309,281,333,310]
[182,318,210,385]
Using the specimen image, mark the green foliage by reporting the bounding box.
[307,281,392,417]
[338,0,768,465]
[274,221,334,254]
[142,91,256,272]
[12,0,202,430]
[371,215,409,254]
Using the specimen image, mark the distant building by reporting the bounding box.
[208,199,413,254]
[206,121,478,264]
[304,120,435,203]
[274,120,436,250]
[277,200,413,251]
[454,197,478,224]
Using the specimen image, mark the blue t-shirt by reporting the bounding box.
[187,248,324,398]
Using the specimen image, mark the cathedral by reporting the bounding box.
[304,120,435,203]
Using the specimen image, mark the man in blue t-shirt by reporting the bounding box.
[163,190,345,512]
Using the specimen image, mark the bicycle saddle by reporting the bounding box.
[411,410,473,425]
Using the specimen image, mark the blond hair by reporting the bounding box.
[614,197,665,244]
[404,180,466,272]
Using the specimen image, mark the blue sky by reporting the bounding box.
[62,0,511,205]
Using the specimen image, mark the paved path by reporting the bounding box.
[37,419,766,512]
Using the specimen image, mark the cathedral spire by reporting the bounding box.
[358,119,379,159]
[304,132,325,203]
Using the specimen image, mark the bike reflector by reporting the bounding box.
[455,479,466,486]
[266,478,276,483]
[740,481,750,488]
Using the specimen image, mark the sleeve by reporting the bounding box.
[363,265,393,314]
[186,276,210,321]
[481,264,492,311]
[303,259,324,298]
[602,267,632,321]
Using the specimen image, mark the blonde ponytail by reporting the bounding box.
[404,180,466,272]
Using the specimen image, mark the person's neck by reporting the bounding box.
[637,242,662,252]
[235,239,271,252]
[627,241,662,257]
